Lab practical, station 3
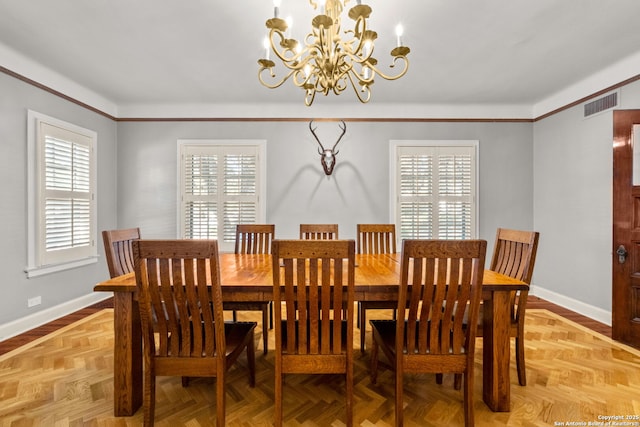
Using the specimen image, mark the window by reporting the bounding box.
[391,141,478,241]
[178,140,266,252]
[27,111,97,277]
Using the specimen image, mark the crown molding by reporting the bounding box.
[2,39,639,123]
[0,42,118,118]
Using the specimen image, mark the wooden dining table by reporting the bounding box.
[94,252,527,416]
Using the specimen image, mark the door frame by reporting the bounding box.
[612,109,640,347]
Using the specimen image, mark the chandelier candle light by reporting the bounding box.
[258,0,410,106]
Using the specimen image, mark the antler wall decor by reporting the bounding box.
[309,120,346,176]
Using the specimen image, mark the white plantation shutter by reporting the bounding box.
[183,152,218,239]
[437,151,473,239]
[399,153,434,239]
[394,142,477,241]
[223,153,257,242]
[44,135,92,251]
[179,141,265,252]
[27,112,97,277]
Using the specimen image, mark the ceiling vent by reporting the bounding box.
[584,91,618,118]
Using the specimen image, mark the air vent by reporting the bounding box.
[584,91,618,117]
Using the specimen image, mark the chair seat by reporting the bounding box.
[224,321,258,357]
[223,301,271,355]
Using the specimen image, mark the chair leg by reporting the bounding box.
[454,373,462,390]
[216,370,225,427]
[436,373,443,384]
[232,310,237,322]
[262,305,269,355]
[143,368,155,427]
[275,371,283,426]
[360,305,366,352]
[516,336,527,386]
[370,335,379,384]
[395,371,404,427]
[269,301,274,329]
[247,335,256,387]
[346,359,353,427]
[463,371,475,427]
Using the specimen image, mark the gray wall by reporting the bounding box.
[20,65,640,332]
[116,121,533,252]
[0,73,118,332]
[532,80,640,322]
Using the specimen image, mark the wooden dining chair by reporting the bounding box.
[356,224,398,352]
[102,227,140,278]
[370,239,487,427]
[234,223,275,255]
[299,223,339,240]
[133,239,256,427]
[271,239,355,427]
[476,228,539,386]
[225,224,275,354]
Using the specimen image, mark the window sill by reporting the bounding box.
[25,257,98,278]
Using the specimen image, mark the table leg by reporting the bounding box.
[482,291,511,412]
[113,292,142,416]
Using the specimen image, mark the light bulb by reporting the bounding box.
[395,24,404,47]
[263,37,270,60]
[363,40,372,56]
[285,16,293,38]
[273,0,281,18]
[318,0,326,13]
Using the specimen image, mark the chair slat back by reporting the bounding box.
[299,224,339,240]
[102,228,141,278]
[490,228,539,321]
[490,228,539,284]
[272,239,355,356]
[398,240,486,357]
[356,224,397,254]
[133,240,225,359]
[235,224,275,254]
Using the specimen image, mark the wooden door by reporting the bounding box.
[612,109,640,348]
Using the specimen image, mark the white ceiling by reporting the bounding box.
[1,0,640,118]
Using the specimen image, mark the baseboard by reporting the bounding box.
[530,284,612,326]
[0,292,111,341]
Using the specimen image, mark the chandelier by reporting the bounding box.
[257,0,410,106]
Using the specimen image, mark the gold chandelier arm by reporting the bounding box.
[258,65,297,89]
[367,54,410,81]
[345,68,371,103]
[268,29,298,64]
[304,88,317,106]
[348,16,370,56]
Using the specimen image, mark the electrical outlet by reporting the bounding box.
[27,296,41,307]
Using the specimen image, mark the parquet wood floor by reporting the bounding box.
[1,298,638,426]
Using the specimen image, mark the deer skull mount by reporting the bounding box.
[309,120,346,176]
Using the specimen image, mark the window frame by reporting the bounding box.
[177,139,267,253]
[389,140,479,242]
[26,110,98,278]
